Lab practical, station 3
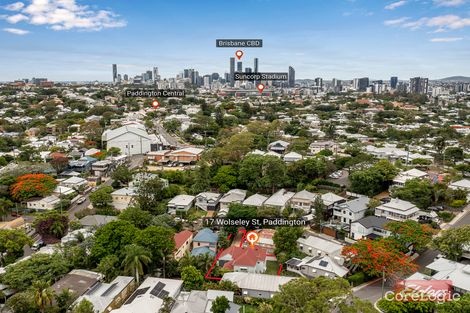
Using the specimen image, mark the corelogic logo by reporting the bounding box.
[385,280,460,303]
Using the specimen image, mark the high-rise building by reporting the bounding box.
[288,66,295,88]
[254,58,259,73]
[409,77,429,94]
[315,77,323,89]
[112,64,117,83]
[355,77,369,91]
[153,67,159,81]
[229,57,235,86]
[332,78,342,92]
[245,67,252,73]
[237,62,243,72]
[390,77,398,89]
[146,70,153,81]
[211,73,219,81]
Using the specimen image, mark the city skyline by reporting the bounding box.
[1,0,470,81]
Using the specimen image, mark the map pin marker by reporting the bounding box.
[257,83,265,93]
[235,50,244,60]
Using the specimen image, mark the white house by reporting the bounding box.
[375,198,420,221]
[286,255,348,278]
[60,176,88,191]
[263,189,295,210]
[350,216,391,240]
[321,192,346,208]
[102,124,153,156]
[449,179,470,201]
[221,273,294,299]
[218,189,247,216]
[27,195,60,211]
[195,192,222,211]
[392,168,429,187]
[309,141,338,154]
[242,194,268,208]
[332,196,370,225]
[111,187,137,211]
[297,234,344,258]
[283,152,303,163]
[289,190,319,213]
[167,195,195,214]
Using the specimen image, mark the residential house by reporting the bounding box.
[167,195,195,214]
[60,176,88,191]
[52,270,104,301]
[129,172,169,189]
[392,168,429,187]
[221,272,295,299]
[111,188,137,211]
[449,179,470,201]
[69,158,93,173]
[254,229,276,256]
[321,192,346,208]
[242,194,268,208]
[92,160,114,178]
[111,278,183,313]
[407,258,470,294]
[79,215,118,229]
[268,140,290,154]
[195,192,222,211]
[174,230,193,260]
[102,124,153,156]
[286,255,348,278]
[192,228,218,257]
[350,216,391,240]
[332,195,370,225]
[172,290,240,313]
[297,234,344,258]
[283,152,303,163]
[53,185,76,197]
[309,141,338,154]
[218,246,267,273]
[375,198,420,221]
[26,195,60,211]
[263,189,295,210]
[290,190,319,213]
[218,189,247,217]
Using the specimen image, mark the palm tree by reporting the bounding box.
[122,244,152,284]
[32,280,55,313]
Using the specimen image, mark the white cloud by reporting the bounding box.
[385,15,470,30]
[3,27,29,35]
[1,0,126,31]
[384,17,409,25]
[430,37,463,42]
[385,1,407,10]
[3,2,24,11]
[433,0,466,7]
[5,13,28,23]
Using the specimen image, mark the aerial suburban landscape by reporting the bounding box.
[0,0,470,313]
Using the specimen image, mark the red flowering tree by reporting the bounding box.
[34,211,69,243]
[342,238,418,277]
[385,220,435,252]
[10,174,57,201]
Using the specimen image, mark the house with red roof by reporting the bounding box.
[218,246,267,273]
[174,230,193,260]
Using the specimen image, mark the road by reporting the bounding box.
[153,121,181,147]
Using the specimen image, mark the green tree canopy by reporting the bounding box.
[210,295,230,313]
[432,225,470,261]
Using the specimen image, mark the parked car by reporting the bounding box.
[76,197,86,204]
[31,240,45,251]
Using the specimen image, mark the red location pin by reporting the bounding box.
[257,83,265,93]
[152,100,160,109]
[235,50,244,60]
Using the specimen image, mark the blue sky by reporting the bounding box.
[1,0,469,81]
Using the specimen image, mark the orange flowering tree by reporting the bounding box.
[10,174,57,201]
[342,238,418,277]
[385,220,435,252]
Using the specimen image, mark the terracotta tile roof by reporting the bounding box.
[174,230,193,249]
[220,246,267,269]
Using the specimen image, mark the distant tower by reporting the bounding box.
[237,62,243,72]
[254,58,259,73]
[112,64,117,83]
[390,76,398,89]
[153,67,159,81]
[288,66,295,88]
[229,57,235,86]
